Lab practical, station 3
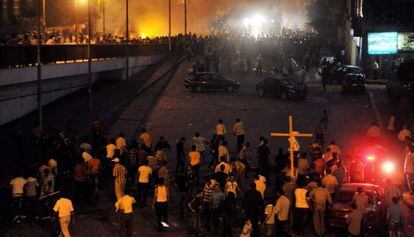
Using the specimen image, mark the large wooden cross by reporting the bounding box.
[271,116,313,177]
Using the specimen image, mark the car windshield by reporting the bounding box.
[346,67,363,74]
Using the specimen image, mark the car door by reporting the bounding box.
[211,74,226,90]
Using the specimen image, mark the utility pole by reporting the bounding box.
[125,0,129,81]
[75,0,78,44]
[102,0,105,34]
[184,0,187,35]
[42,0,46,29]
[36,0,43,131]
[87,0,92,109]
[168,0,171,52]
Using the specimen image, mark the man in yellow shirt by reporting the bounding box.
[215,156,232,174]
[188,145,201,184]
[139,128,152,149]
[115,189,136,237]
[218,141,230,162]
[216,119,227,143]
[137,160,152,207]
[254,174,266,199]
[233,118,246,151]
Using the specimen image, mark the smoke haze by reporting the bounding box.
[100,0,310,37]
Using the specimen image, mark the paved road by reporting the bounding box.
[3,59,414,236]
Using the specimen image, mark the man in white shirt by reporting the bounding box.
[274,191,290,237]
[404,145,414,194]
[215,119,226,143]
[322,169,338,195]
[10,171,27,222]
[115,189,136,237]
[53,195,74,237]
[233,118,246,151]
[192,132,207,158]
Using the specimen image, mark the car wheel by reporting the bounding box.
[227,86,234,92]
[280,91,288,100]
[258,88,265,97]
[196,86,202,92]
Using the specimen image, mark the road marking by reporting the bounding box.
[369,91,384,128]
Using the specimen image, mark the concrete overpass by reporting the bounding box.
[0,44,169,125]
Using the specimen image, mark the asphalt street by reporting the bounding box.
[3,59,414,236]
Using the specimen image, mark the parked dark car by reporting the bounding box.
[323,65,364,83]
[255,77,307,100]
[184,72,240,92]
[328,183,385,234]
[342,73,366,93]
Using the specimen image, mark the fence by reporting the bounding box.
[0,44,169,68]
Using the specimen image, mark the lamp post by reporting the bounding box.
[87,0,92,108]
[75,0,78,44]
[36,0,43,131]
[125,0,129,81]
[42,0,46,29]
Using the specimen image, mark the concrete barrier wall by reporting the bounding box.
[0,54,165,125]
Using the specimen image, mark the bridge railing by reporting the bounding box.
[0,44,169,68]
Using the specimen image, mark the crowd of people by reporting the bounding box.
[6,108,412,237]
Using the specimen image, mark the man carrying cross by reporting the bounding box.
[271,116,313,178]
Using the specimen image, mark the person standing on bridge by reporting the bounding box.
[233,118,246,152]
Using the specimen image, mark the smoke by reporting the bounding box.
[100,0,311,37]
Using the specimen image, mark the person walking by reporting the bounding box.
[176,137,186,169]
[257,137,271,182]
[274,191,290,237]
[188,189,204,236]
[387,197,404,237]
[175,163,189,219]
[139,128,153,150]
[113,158,127,200]
[188,145,201,184]
[53,194,74,237]
[115,189,136,237]
[404,145,414,194]
[153,178,169,231]
[192,132,207,160]
[293,179,311,236]
[218,141,230,163]
[10,170,27,223]
[309,181,332,236]
[242,182,264,237]
[347,203,363,237]
[137,159,152,207]
[321,169,338,196]
[116,133,127,154]
[154,136,171,162]
[233,118,246,152]
[216,119,227,143]
[222,191,237,237]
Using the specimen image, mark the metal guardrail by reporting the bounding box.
[0,44,169,68]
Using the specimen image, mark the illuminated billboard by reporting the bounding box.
[398,33,414,52]
[368,32,398,55]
